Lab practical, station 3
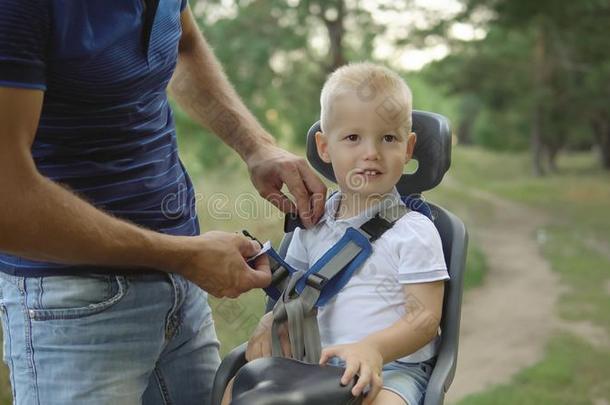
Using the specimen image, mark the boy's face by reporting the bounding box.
[315,92,416,197]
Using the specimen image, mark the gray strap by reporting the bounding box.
[286,298,305,359]
[271,300,286,357]
[271,270,302,357]
[272,270,323,362]
[302,309,321,363]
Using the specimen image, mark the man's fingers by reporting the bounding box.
[248,253,270,272]
[298,162,327,224]
[237,235,261,257]
[245,259,272,288]
[264,191,297,214]
[280,166,314,226]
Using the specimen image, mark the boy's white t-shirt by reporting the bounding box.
[285,188,449,363]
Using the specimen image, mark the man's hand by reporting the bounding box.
[319,342,384,404]
[246,144,326,229]
[245,311,292,361]
[172,231,271,298]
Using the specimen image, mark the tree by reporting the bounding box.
[422,0,610,173]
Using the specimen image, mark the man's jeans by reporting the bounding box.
[0,271,221,405]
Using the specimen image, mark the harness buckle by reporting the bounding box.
[305,273,329,291]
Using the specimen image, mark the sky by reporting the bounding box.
[362,0,485,70]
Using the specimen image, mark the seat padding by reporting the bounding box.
[231,357,363,405]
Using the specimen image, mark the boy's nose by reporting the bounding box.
[362,143,380,160]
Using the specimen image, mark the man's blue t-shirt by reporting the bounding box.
[0,0,196,276]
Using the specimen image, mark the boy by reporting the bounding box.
[229,62,449,405]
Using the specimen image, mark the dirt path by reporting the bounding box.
[444,183,562,404]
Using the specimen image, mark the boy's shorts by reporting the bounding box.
[329,357,435,405]
[381,358,435,405]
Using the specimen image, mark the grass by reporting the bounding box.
[462,244,487,291]
[456,334,610,405]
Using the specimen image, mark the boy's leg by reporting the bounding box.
[0,272,175,405]
[370,389,408,405]
[378,360,433,405]
[141,274,221,405]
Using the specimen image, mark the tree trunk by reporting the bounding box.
[457,96,480,145]
[457,120,473,145]
[546,143,559,173]
[531,24,548,177]
[592,114,610,170]
[531,106,546,176]
[322,0,346,73]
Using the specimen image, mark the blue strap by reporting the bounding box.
[294,227,372,307]
[262,247,300,301]
[401,195,433,220]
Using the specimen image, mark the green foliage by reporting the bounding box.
[472,108,529,151]
[421,0,610,169]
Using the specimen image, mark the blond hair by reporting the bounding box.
[320,62,413,133]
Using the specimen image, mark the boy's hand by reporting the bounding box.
[319,342,384,404]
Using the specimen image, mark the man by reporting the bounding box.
[0,1,326,403]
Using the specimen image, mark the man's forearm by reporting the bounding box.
[0,172,186,272]
[168,8,274,162]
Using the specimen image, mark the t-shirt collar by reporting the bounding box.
[318,187,404,229]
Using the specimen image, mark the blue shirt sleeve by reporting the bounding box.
[181,0,188,11]
[0,0,50,90]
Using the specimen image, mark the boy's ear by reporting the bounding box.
[315,131,331,163]
[406,131,417,160]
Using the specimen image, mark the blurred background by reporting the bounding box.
[2,0,609,403]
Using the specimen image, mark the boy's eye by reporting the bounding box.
[383,134,397,142]
[345,134,359,142]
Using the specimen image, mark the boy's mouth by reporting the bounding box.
[357,169,383,176]
[364,170,381,176]
[356,169,384,178]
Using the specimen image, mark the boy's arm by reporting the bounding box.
[362,280,445,364]
[319,280,444,399]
